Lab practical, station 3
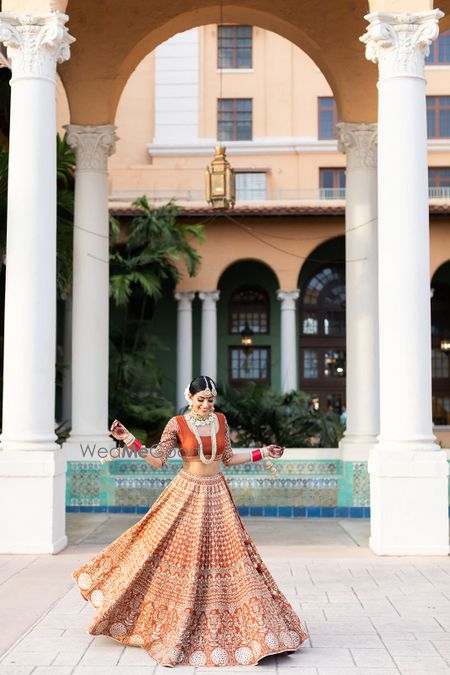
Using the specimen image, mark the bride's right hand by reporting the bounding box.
[110,419,129,441]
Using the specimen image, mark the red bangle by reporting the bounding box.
[125,438,142,453]
[251,448,263,462]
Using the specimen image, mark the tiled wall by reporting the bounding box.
[66,458,373,517]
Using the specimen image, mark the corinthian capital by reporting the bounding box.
[0,12,74,81]
[65,125,118,173]
[277,290,300,310]
[337,123,377,170]
[360,10,444,80]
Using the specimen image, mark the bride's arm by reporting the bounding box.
[108,417,180,468]
[221,416,283,466]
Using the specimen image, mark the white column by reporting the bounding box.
[276,290,300,392]
[0,12,74,553]
[337,123,379,461]
[175,291,195,411]
[199,290,220,381]
[361,10,449,555]
[62,125,117,458]
[61,293,73,425]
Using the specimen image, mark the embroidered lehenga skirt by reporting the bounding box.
[72,468,310,667]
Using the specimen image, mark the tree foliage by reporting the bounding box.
[217,382,344,448]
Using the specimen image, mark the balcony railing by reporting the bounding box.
[110,186,450,204]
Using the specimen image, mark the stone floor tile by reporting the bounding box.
[350,647,396,667]
[306,619,376,635]
[1,653,57,666]
[310,635,383,649]
[0,668,34,675]
[33,668,74,675]
[77,639,126,666]
[52,651,87,666]
[316,670,398,675]
[118,646,157,666]
[383,639,441,657]
[74,668,156,675]
[275,647,354,667]
[393,655,450,674]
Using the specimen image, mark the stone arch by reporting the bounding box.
[59,0,379,126]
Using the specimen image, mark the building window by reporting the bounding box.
[429,168,450,197]
[319,168,346,198]
[229,286,269,334]
[218,25,252,69]
[235,172,267,200]
[218,98,252,141]
[229,346,270,384]
[426,30,450,65]
[299,263,346,413]
[427,97,450,138]
[318,97,338,140]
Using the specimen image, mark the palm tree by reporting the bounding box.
[108,196,205,436]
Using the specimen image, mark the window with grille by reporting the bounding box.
[319,168,346,199]
[218,98,252,141]
[229,346,270,384]
[426,30,450,65]
[235,172,267,200]
[229,287,269,334]
[218,25,252,69]
[318,97,339,140]
[427,97,450,138]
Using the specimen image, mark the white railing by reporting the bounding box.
[110,186,450,204]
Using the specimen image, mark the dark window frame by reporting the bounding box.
[218,98,253,141]
[427,96,450,138]
[228,345,271,386]
[228,285,270,335]
[218,25,253,69]
[318,97,339,140]
[426,30,450,65]
[299,263,346,412]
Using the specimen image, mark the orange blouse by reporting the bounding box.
[151,412,233,466]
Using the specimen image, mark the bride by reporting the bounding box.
[72,375,310,667]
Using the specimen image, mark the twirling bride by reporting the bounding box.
[71,375,309,667]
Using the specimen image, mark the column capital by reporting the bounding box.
[337,122,377,170]
[175,291,196,307]
[64,124,118,173]
[277,289,300,309]
[0,12,74,82]
[360,10,443,81]
[198,290,220,303]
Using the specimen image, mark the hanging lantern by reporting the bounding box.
[240,321,254,357]
[205,146,235,209]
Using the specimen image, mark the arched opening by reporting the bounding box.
[298,236,345,413]
[431,261,450,426]
[217,259,279,389]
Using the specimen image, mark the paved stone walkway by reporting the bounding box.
[0,515,449,675]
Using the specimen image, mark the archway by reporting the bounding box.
[217,259,280,390]
[298,236,346,414]
[431,261,450,426]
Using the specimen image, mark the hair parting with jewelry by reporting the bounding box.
[188,375,217,397]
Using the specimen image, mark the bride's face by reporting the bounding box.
[190,391,215,415]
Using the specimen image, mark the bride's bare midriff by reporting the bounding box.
[181,457,223,476]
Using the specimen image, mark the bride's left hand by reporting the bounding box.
[265,444,284,459]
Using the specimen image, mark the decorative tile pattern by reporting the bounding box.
[68,457,449,513]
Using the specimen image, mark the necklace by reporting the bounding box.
[187,411,215,427]
[185,413,217,464]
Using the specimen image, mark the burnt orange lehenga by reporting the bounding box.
[71,412,310,668]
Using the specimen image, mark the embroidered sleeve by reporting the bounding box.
[221,416,234,466]
[152,416,180,467]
